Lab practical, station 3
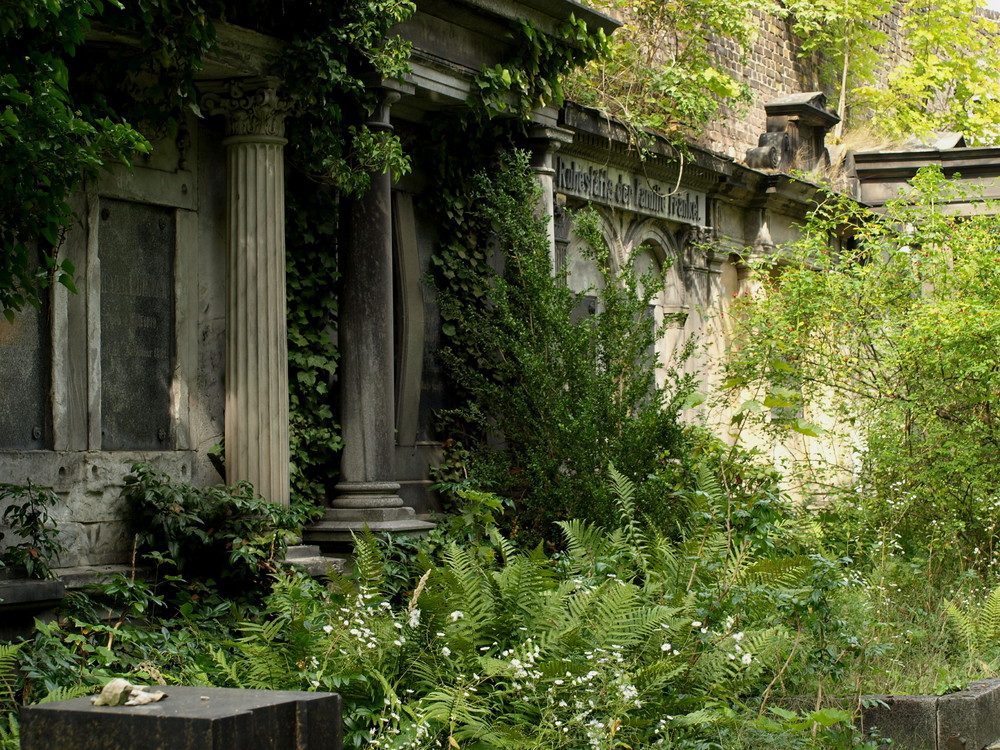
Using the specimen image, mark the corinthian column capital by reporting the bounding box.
[201,76,290,139]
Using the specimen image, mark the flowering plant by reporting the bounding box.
[207,466,853,749]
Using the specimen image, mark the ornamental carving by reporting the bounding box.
[200,77,290,138]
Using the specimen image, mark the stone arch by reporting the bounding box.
[622,220,690,378]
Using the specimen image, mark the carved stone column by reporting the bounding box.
[202,77,290,506]
[306,83,433,546]
[527,125,574,268]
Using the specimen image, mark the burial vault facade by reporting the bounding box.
[0,0,840,575]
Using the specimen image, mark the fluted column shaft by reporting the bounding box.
[203,78,290,505]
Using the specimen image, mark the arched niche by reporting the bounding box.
[622,221,689,380]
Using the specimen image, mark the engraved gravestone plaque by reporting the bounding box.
[99,199,174,450]
[0,280,50,449]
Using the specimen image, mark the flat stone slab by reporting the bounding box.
[20,686,341,750]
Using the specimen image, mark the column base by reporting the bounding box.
[303,505,436,550]
[331,481,404,509]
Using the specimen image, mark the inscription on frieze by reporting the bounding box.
[555,157,707,227]
[99,199,174,450]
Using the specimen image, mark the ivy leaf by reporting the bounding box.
[790,419,823,438]
[681,392,706,409]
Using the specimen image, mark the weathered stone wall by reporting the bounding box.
[0,121,227,571]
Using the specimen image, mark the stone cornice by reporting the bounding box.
[85,21,283,79]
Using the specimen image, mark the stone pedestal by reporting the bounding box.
[306,84,433,547]
[20,686,341,750]
[202,78,290,506]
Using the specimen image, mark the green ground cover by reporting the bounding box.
[5,160,1000,750]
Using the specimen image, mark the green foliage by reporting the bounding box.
[566,0,768,137]
[473,15,610,118]
[782,0,892,135]
[0,0,149,319]
[4,462,989,747]
[273,0,414,195]
[945,583,1000,660]
[198,466,860,749]
[0,482,64,579]
[286,180,343,503]
[121,463,306,597]
[727,165,1000,568]
[0,643,22,709]
[855,0,1000,143]
[434,151,695,544]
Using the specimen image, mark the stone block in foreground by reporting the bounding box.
[858,679,1000,750]
[19,686,341,750]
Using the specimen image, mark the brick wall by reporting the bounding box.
[697,6,911,158]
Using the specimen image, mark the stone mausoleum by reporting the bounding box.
[4,0,996,596]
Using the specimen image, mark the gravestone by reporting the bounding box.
[20,686,341,750]
[99,199,175,450]
[0,259,50,450]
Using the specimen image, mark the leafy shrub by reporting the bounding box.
[727,166,1000,569]
[0,482,64,579]
[121,463,309,598]
[435,151,696,545]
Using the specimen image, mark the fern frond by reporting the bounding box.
[351,528,385,595]
[557,518,612,575]
[608,464,650,571]
[488,526,520,565]
[208,647,247,688]
[736,556,810,589]
[696,463,725,507]
[944,598,976,647]
[981,585,1000,643]
[441,543,496,628]
[0,642,24,707]
[38,685,89,704]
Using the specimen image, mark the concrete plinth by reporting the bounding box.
[20,686,341,750]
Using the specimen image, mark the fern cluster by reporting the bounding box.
[199,467,856,749]
[0,464,876,749]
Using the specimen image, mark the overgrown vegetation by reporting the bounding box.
[727,165,1000,572]
[7,452,1000,749]
[0,482,63,579]
[567,0,764,138]
[434,152,696,545]
[781,0,1000,143]
[121,464,313,599]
